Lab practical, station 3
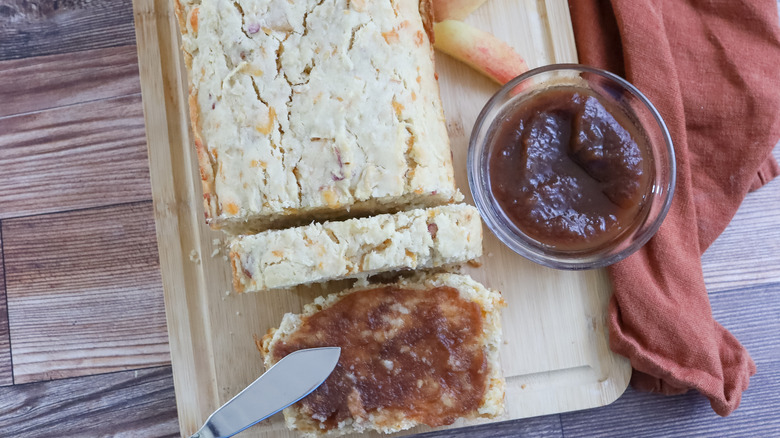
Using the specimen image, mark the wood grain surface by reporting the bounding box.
[0,230,12,386]
[0,366,178,437]
[0,45,141,118]
[0,0,136,61]
[3,202,170,384]
[0,94,152,220]
[417,414,563,438]
[0,0,777,436]
[701,149,780,293]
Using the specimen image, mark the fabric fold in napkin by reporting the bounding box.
[568,0,780,416]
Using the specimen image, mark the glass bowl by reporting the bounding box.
[468,64,676,269]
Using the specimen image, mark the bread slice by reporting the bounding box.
[174,0,460,233]
[259,273,505,435]
[229,203,482,292]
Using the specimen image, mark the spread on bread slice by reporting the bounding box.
[260,273,505,435]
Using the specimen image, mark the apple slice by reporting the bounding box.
[433,0,488,21]
[433,20,528,85]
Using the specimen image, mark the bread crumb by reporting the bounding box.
[225,290,231,296]
[521,384,527,389]
[487,252,494,258]
[189,250,201,264]
[353,274,370,287]
[236,311,241,316]
[467,259,482,268]
[209,238,224,258]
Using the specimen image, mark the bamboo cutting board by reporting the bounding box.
[132,0,632,436]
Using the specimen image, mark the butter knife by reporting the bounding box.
[190,347,341,438]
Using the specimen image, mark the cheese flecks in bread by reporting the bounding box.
[260,273,505,435]
[229,204,482,292]
[175,0,460,233]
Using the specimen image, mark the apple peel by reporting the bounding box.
[433,19,529,85]
[433,0,488,21]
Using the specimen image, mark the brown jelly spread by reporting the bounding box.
[272,286,487,429]
[488,86,650,249]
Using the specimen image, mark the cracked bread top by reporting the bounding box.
[175,0,461,233]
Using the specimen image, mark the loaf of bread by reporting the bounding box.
[229,203,482,292]
[174,0,460,233]
[260,273,505,435]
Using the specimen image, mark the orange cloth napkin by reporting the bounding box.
[568,0,780,416]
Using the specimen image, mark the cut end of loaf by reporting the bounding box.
[229,203,482,293]
[212,189,463,235]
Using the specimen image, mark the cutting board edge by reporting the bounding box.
[132,0,222,432]
[131,0,634,435]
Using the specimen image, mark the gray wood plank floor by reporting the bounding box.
[0,1,777,437]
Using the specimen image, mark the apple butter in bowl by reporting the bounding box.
[469,65,675,269]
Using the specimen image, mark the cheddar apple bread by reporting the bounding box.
[174,0,460,233]
[260,273,505,435]
[229,204,482,292]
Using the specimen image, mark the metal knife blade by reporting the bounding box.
[190,347,341,438]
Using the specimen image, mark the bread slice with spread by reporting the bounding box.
[259,273,505,435]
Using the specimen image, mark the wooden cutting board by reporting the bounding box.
[132,0,631,436]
